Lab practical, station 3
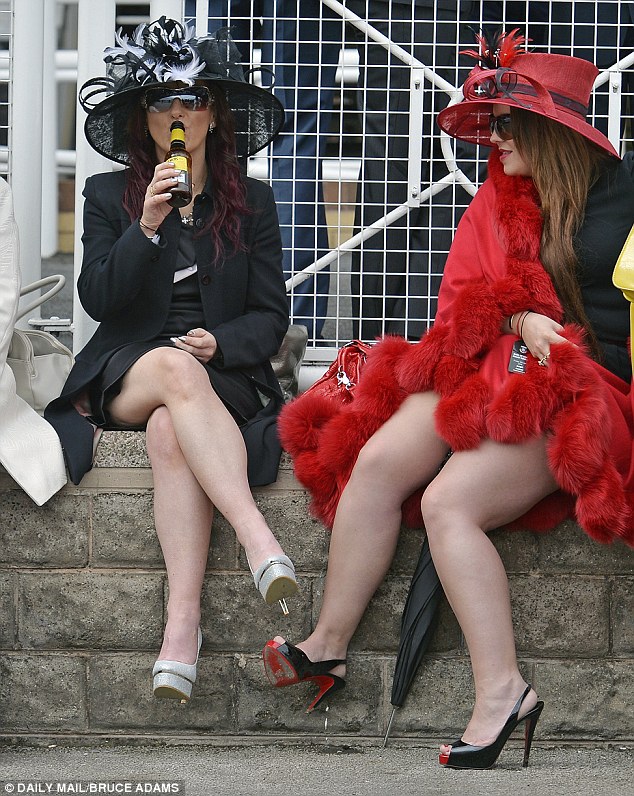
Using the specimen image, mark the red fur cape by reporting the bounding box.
[279,153,634,546]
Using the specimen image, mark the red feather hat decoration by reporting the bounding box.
[461,27,527,69]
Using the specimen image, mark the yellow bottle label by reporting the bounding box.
[168,154,188,172]
[170,127,186,144]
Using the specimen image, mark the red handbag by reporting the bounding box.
[303,340,373,404]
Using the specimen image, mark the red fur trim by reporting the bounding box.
[366,333,412,361]
[486,367,558,442]
[505,258,562,318]
[489,276,533,317]
[284,335,413,530]
[500,203,543,261]
[278,392,339,455]
[444,281,504,356]
[435,375,490,450]
[317,409,374,479]
[548,393,613,490]
[432,355,480,397]
[574,467,632,544]
[395,324,448,394]
[354,336,410,416]
[489,155,543,261]
[292,448,341,526]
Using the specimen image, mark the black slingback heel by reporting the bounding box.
[439,684,544,770]
[262,639,346,712]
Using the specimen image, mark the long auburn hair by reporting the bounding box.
[511,107,613,360]
[122,84,249,262]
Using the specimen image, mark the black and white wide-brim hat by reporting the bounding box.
[78,17,285,164]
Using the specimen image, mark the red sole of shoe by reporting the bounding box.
[262,641,299,687]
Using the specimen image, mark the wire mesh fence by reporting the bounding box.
[185,0,634,356]
[3,1,634,358]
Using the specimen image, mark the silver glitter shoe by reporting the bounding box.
[252,554,298,613]
[152,627,202,703]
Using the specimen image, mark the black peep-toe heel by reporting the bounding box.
[439,684,544,770]
[262,639,346,712]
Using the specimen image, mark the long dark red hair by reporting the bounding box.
[122,84,249,262]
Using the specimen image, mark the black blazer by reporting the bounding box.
[46,169,289,486]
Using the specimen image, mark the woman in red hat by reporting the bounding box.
[263,31,634,768]
[46,18,298,702]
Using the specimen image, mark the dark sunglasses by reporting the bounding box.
[142,86,213,114]
[488,113,513,140]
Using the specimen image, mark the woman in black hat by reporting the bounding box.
[45,18,297,702]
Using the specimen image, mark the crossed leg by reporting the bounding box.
[283,391,450,674]
[107,347,290,662]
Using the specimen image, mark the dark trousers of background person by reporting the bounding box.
[481,1,550,44]
[205,1,341,343]
[549,1,634,143]
[346,1,479,341]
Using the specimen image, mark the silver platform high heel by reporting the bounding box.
[152,627,202,703]
[251,554,298,614]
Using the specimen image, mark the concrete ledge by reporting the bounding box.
[1,431,633,742]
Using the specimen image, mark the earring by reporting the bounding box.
[144,123,151,139]
[208,123,216,133]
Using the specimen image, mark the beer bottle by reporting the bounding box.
[166,120,193,208]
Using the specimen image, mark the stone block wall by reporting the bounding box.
[0,431,632,743]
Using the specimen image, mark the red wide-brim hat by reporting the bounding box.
[437,37,619,159]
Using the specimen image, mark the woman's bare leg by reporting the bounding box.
[421,437,558,750]
[146,406,212,665]
[283,392,449,672]
[107,348,286,572]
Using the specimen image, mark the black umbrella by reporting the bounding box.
[384,535,443,745]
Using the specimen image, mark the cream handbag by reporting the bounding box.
[613,223,634,373]
[7,276,73,415]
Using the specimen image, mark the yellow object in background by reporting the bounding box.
[613,223,634,373]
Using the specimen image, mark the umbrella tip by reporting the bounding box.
[383,707,398,748]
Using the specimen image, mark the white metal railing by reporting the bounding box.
[3,0,633,355]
